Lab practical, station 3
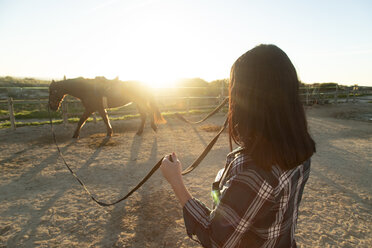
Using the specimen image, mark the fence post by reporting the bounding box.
[93,112,97,124]
[346,89,349,103]
[186,97,190,114]
[306,85,309,105]
[38,98,43,111]
[7,97,16,130]
[353,86,357,103]
[334,85,338,104]
[62,100,68,126]
[220,84,225,103]
[317,87,321,104]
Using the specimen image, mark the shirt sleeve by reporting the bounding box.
[183,173,274,248]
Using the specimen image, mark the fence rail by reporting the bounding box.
[0,95,226,129]
[1,85,371,130]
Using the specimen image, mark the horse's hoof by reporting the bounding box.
[107,132,113,137]
[151,125,158,132]
[72,135,79,139]
[136,131,143,136]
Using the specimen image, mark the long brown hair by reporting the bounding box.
[228,44,315,171]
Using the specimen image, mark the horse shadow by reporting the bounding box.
[0,143,37,167]
[3,138,76,245]
[3,135,112,246]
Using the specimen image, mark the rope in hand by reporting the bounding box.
[48,106,228,207]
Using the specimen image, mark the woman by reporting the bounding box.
[160,44,316,247]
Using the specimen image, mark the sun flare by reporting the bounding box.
[141,77,178,88]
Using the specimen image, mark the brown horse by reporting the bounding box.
[49,77,166,138]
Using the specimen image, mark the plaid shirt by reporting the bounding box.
[183,147,311,248]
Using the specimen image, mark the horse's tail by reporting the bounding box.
[149,97,166,124]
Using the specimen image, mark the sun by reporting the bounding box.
[117,60,182,89]
[141,77,178,89]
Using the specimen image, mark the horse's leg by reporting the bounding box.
[73,109,94,138]
[150,113,157,132]
[97,107,113,137]
[136,106,147,136]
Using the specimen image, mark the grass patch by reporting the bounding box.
[0,110,8,116]
[0,119,63,128]
[0,109,62,119]
[15,110,61,119]
[200,124,222,132]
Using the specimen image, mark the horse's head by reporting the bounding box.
[49,80,66,111]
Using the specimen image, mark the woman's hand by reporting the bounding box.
[160,152,182,185]
[160,152,192,207]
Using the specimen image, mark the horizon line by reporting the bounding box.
[0,74,370,87]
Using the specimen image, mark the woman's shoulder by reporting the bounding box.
[227,147,258,171]
[226,149,262,181]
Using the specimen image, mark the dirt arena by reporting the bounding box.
[0,102,371,247]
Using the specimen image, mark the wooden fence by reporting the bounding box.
[0,95,225,130]
[1,85,371,130]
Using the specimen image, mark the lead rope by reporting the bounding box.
[181,117,228,175]
[48,106,228,206]
[175,98,228,124]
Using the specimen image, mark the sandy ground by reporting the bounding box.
[0,102,371,248]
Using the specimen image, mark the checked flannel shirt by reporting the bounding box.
[183,147,311,248]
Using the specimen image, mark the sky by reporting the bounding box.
[0,0,371,87]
